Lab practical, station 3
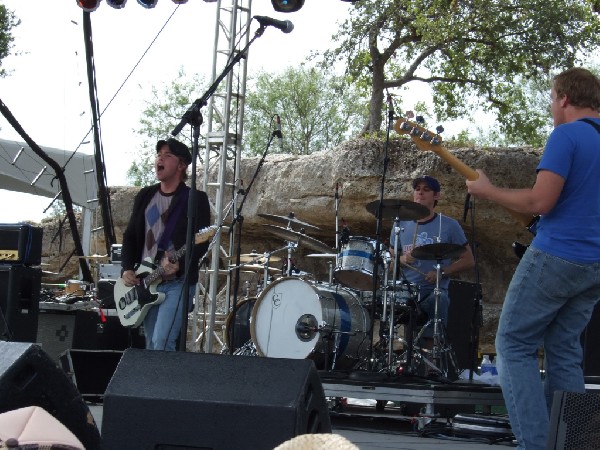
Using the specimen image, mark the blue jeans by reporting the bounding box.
[143,279,195,351]
[496,246,600,450]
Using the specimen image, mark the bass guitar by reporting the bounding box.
[394,117,538,257]
[114,225,217,327]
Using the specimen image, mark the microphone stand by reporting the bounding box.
[464,194,483,381]
[228,124,277,353]
[367,95,396,372]
[172,24,269,352]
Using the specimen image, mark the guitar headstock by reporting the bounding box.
[195,225,218,244]
[394,117,444,154]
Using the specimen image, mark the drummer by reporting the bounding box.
[389,175,475,347]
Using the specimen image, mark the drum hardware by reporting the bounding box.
[410,246,464,380]
[231,252,282,264]
[334,236,385,291]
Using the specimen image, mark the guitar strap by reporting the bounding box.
[579,118,600,134]
[156,185,190,261]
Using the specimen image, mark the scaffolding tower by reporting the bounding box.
[191,0,253,353]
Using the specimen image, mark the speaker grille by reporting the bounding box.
[549,391,600,449]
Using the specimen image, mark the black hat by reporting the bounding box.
[412,175,441,192]
[156,138,192,165]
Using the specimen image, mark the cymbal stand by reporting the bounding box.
[414,260,459,379]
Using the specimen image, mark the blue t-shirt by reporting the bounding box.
[532,118,600,263]
[390,213,468,289]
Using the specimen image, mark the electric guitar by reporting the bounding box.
[394,118,538,257]
[114,225,217,328]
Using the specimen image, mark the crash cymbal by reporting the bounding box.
[240,264,282,274]
[230,252,282,264]
[411,243,466,261]
[258,212,319,230]
[263,224,333,254]
[366,199,429,221]
[306,253,337,258]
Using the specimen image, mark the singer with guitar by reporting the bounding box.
[466,68,600,450]
[120,138,211,351]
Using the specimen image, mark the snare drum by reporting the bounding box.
[250,277,370,370]
[334,236,383,291]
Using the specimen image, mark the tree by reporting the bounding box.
[0,4,20,78]
[243,66,366,156]
[127,68,207,186]
[323,0,600,144]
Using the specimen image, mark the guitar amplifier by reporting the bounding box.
[110,244,122,263]
[0,224,43,265]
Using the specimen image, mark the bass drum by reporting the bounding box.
[225,297,257,351]
[250,277,370,370]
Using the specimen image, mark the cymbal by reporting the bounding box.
[258,212,319,230]
[239,264,282,274]
[263,224,333,254]
[228,252,282,264]
[306,253,337,258]
[411,243,466,260]
[366,199,429,221]
[78,254,109,260]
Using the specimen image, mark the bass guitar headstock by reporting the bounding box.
[394,116,445,154]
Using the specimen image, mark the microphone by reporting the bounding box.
[254,16,294,34]
[463,192,471,222]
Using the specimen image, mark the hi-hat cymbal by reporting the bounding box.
[411,243,466,260]
[78,254,109,260]
[366,199,429,221]
[233,252,282,264]
[258,212,319,230]
[239,264,282,274]
[262,224,333,254]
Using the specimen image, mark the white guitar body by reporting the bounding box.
[114,225,218,328]
[114,258,165,328]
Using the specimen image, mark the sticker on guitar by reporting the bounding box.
[114,225,218,328]
[394,117,538,232]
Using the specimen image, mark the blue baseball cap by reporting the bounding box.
[412,175,441,192]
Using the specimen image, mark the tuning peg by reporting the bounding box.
[415,115,425,124]
[405,110,415,119]
[436,125,445,134]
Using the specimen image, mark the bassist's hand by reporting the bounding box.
[122,270,139,287]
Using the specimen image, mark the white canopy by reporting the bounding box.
[0,138,99,211]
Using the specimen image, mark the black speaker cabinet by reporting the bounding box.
[0,264,40,342]
[72,309,145,351]
[102,350,331,450]
[0,341,101,450]
[96,279,116,308]
[0,223,43,265]
[36,308,76,363]
[447,280,482,371]
[547,390,600,449]
[60,349,123,399]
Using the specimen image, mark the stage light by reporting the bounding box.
[271,0,304,13]
[76,0,102,12]
[137,0,158,8]
[107,0,127,8]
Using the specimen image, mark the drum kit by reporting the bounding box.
[225,207,466,381]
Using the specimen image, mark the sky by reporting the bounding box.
[0,0,356,223]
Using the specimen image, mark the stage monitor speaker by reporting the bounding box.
[447,279,481,372]
[102,349,331,450]
[547,390,600,449]
[0,341,101,450]
[0,224,43,265]
[36,309,76,363]
[0,264,40,342]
